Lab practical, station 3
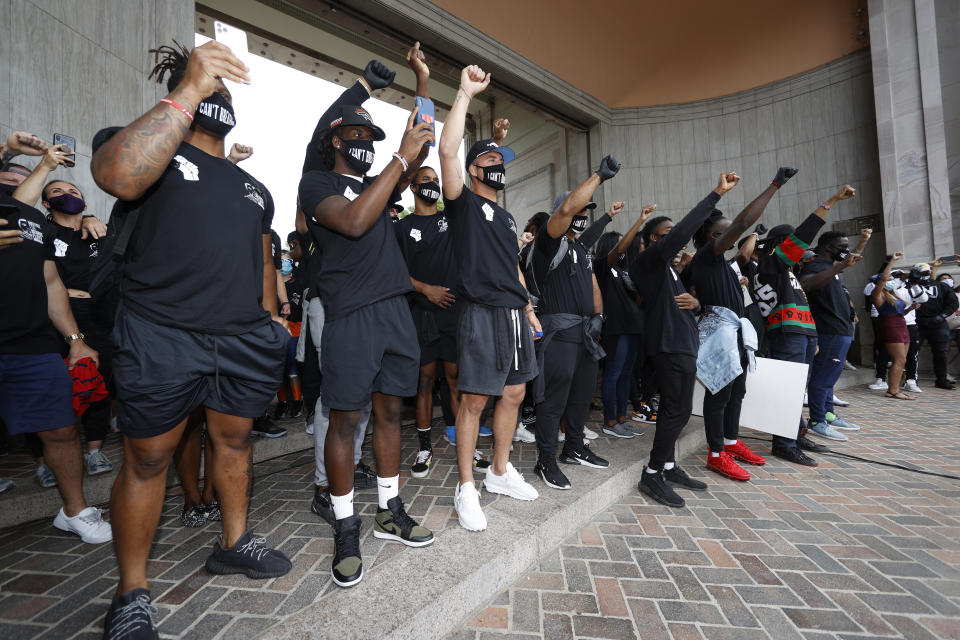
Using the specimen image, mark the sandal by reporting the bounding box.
[885,391,915,400]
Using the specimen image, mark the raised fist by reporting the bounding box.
[715,172,740,195]
[179,40,250,101]
[608,201,625,217]
[754,223,768,236]
[493,118,510,144]
[228,143,253,164]
[363,59,395,91]
[596,155,621,183]
[892,251,904,261]
[405,42,428,78]
[860,227,872,241]
[836,185,855,200]
[772,167,798,188]
[460,65,490,99]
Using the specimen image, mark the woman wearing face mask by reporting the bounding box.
[593,205,655,438]
[870,252,916,400]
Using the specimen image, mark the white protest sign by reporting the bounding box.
[692,357,808,439]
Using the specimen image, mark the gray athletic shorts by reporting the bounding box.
[457,302,538,396]
[321,295,419,410]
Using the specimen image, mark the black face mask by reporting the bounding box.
[194,92,236,138]
[832,248,850,262]
[414,180,441,204]
[339,139,375,175]
[478,163,506,191]
[569,215,589,234]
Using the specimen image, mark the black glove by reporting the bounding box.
[363,60,395,91]
[754,223,768,236]
[587,313,604,340]
[772,167,798,188]
[596,155,621,183]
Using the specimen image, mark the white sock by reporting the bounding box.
[664,461,676,470]
[709,451,721,458]
[645,466,659,474]
[331,490,354,520]
[377,475,399,509]
[417,427,431,432]
[723,438,738,446]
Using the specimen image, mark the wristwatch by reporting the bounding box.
[65,332,85,344]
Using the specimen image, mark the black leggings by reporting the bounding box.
[648,352,697,469]
[702,368,747,452]
[535,340,598,459]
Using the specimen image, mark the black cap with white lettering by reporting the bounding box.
[465,138,516,170]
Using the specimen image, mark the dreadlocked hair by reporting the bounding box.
[314,127,339,172]
[148,40,190,92]
[693,209,725,249]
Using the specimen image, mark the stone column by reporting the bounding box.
[868,0,954,261]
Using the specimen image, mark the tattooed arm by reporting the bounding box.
[91,41,250,201]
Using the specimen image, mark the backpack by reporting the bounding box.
[87,198,141,300]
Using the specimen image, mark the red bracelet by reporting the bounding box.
[160,98,194,121]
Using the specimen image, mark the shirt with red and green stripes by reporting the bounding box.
[752,213,825,335]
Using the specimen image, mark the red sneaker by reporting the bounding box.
[724,439,766,466]
[706,452,751,481]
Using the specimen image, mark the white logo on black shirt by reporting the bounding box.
[18,218,43,243]
[437,217,448,233]
[410,228,422,242]
[54,238,68,257]
[243,183,265,210]
[343,186,359,201]
[173,155,199,181]
[89,241,98,258]
[481,202,494,222]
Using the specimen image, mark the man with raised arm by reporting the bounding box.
[297,45,436,588]
[439,65,542,532]
[91,41,291,638]
[752,185,857,467]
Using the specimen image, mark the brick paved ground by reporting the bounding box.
[451,382,960,640]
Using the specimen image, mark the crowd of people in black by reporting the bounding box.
[1,38,958,640]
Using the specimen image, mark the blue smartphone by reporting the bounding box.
[415,97,435,147]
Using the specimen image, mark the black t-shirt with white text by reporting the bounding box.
[395,211,458,311]
[298,170,411,321]
[0,195,60,353]
[800,258,853,336]
[270,230,282,271]
[109,137,275,334]
[686,240,745,317]
[444,189,528,309]
[50,221,99,292]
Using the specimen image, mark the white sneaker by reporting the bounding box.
[53,507,112,544]
[803,391,808,406]
[903,379,923,393]
[484,462,539,501]
[832,394,850,407]
[513,424,536,443]
[868,378,887,390]
[455,482,487,531]
[583,426,599,440]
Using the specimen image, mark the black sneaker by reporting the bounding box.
[411,449,433,478]
[559,445,609,469]
[798,434,830,453]
[639,468,684,508]
[373,496,434,547]
[204,531,292,578]
[332,515,363,588]
[272,402,288,421]
[472,449,491,473]
[251,415,287,438]
[180,504,207,528]
[664,465,707,491]
[311,486,335,526]
[935,380,956,390]
[201,501,221,522]
[288,399,303,418]
[520,406,537,426]
[771,445,819,467]
[354,462,377,490]
[103,588,159,640]
[534,460,571,490]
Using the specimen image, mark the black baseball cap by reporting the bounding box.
[328,104,386,141]
[465,138,516,169]
[550,191,597,214]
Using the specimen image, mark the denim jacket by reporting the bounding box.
[697,306,757,394]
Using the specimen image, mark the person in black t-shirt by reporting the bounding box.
[272,248,305,420]
[594,203,655,436]
[439,64,542,533]
[396,166,462,479]
[799,228,868,440]
[298,42,436,588]
[91,41,293,634]
[528,161,622,491]
[686,168,798,483]
[754,185,857,467]
[629,172,740,509]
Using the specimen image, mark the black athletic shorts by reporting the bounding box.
[321,295,419,410]
[457,302,537,396]
[412,304,459,366]
[112,305,287,438]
